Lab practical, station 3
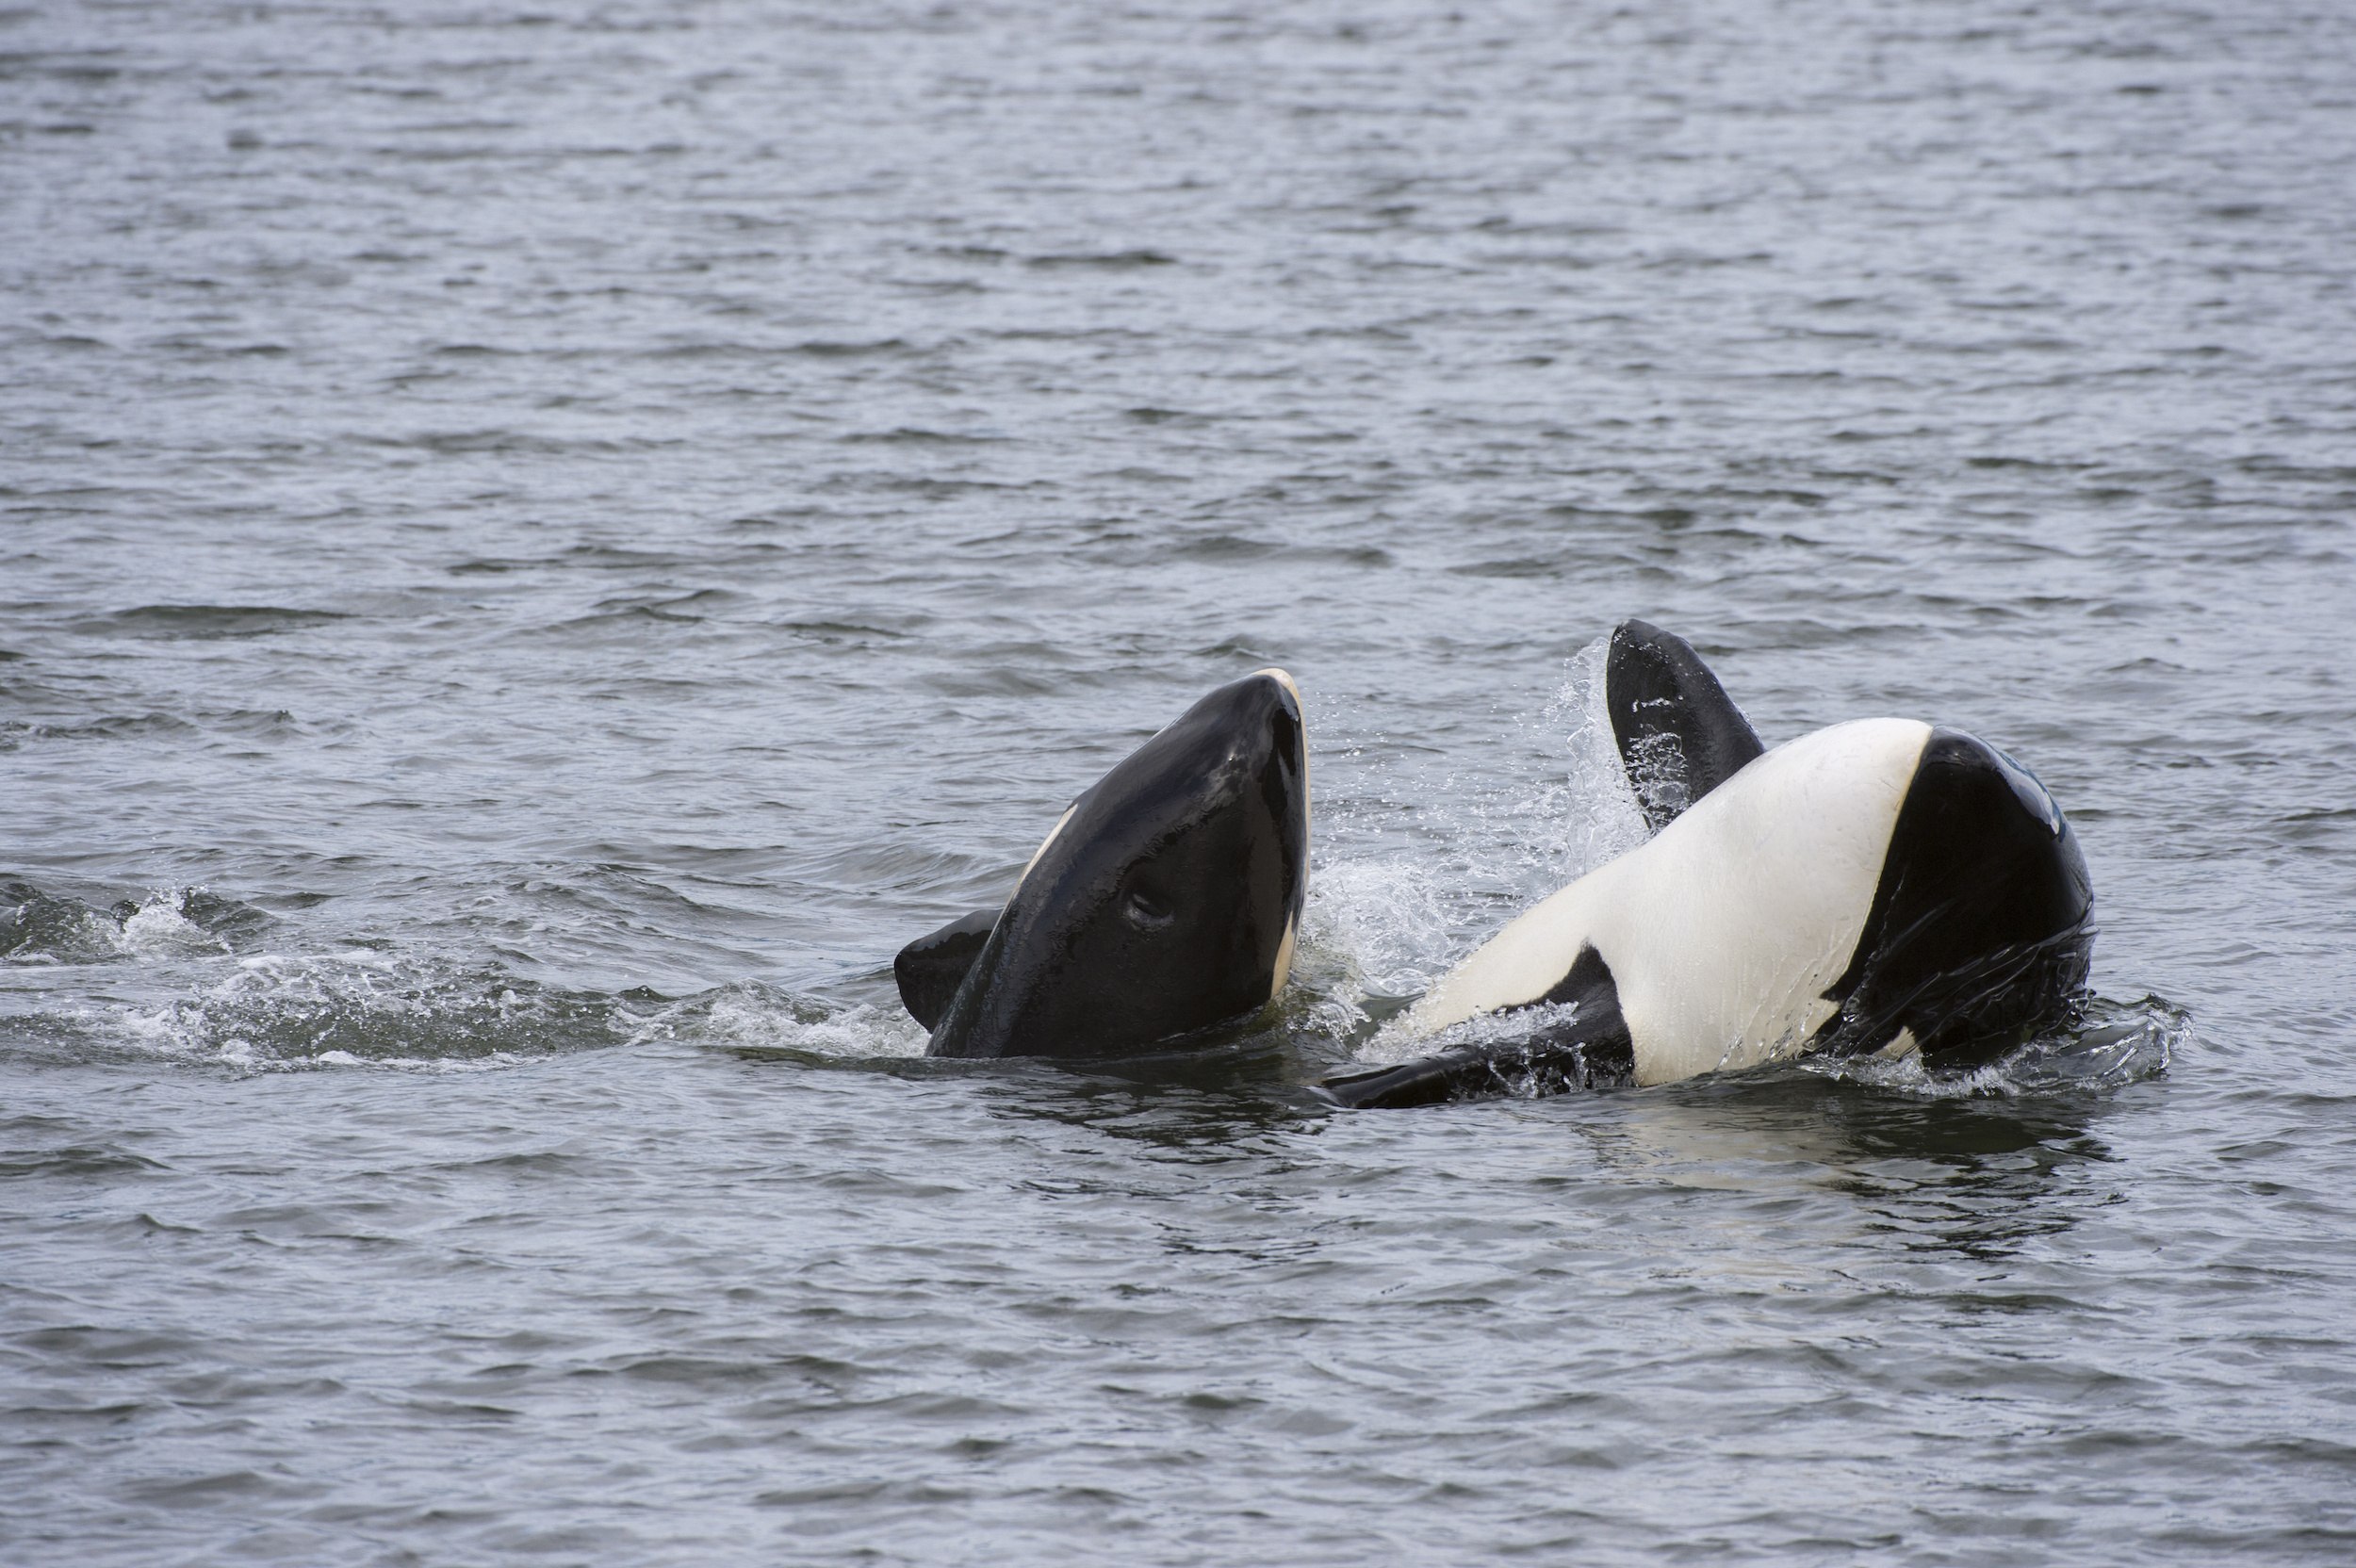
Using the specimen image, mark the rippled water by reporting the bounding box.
[7,1,2355,1561]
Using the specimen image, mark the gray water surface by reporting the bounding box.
[6,1,2355,1562]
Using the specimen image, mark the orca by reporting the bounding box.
[898,670,1310,1061]
[1318,625,2092,1108]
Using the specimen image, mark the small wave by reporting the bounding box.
[0,712,199,748]
[1025,249,1177,270]
[786,337,912,358]
[2,883,263,965]
[1808,994,2185,1098]
[104,953,624,1072]
[630,982,928,1061]
[72,605,346,641]
[1,883,124,963]
[115,892,238,959]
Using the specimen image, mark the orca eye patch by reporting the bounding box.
[1124,890,1173,930]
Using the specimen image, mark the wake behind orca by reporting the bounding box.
[1317,622,2095,1108]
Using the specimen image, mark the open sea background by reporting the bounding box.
[6,0,2354,1561]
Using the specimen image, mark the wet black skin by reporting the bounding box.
[1811,728,2094,1065]
[892,907,998,1032]
[911,673,1309,1061]
[1604,617,1765,834]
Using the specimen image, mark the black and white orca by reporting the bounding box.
[898,671,1310,1061]
[1318,622,2093,1108]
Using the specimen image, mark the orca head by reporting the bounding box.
[1820,728,2095,1063]
[924,670,1310,1061]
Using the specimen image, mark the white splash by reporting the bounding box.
[1352,997,1588,1070]
[1529,634,1653,886]
[633,984,930,1059]
[1307,636,1653,1061]
[114,890,231,958]
[1806,995,2186,1098]
[98,950,610,1072]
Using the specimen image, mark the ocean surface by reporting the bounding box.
[6,1,2355,1561]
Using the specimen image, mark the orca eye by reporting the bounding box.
[1124,890,1173,930]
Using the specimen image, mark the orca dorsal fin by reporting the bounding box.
[893,907,1000,1030]
[1605,619,1766,834]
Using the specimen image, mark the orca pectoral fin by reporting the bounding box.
[1324,946,1638,1109]
[893,906,1000,1029]
[1606,618,1766,833]
[1315,1035,1630,1110]
[1316,1044,1515,1109]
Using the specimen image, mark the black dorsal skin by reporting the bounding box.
[1316,946,1635,1109]
[1605,619,1766,833]
[924,672,1309,1061]
[893,907,999,1031]
[1813,728,2094,1064]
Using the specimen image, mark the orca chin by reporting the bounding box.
[1318,623,2093,1109]
[899,670,1310,1062]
